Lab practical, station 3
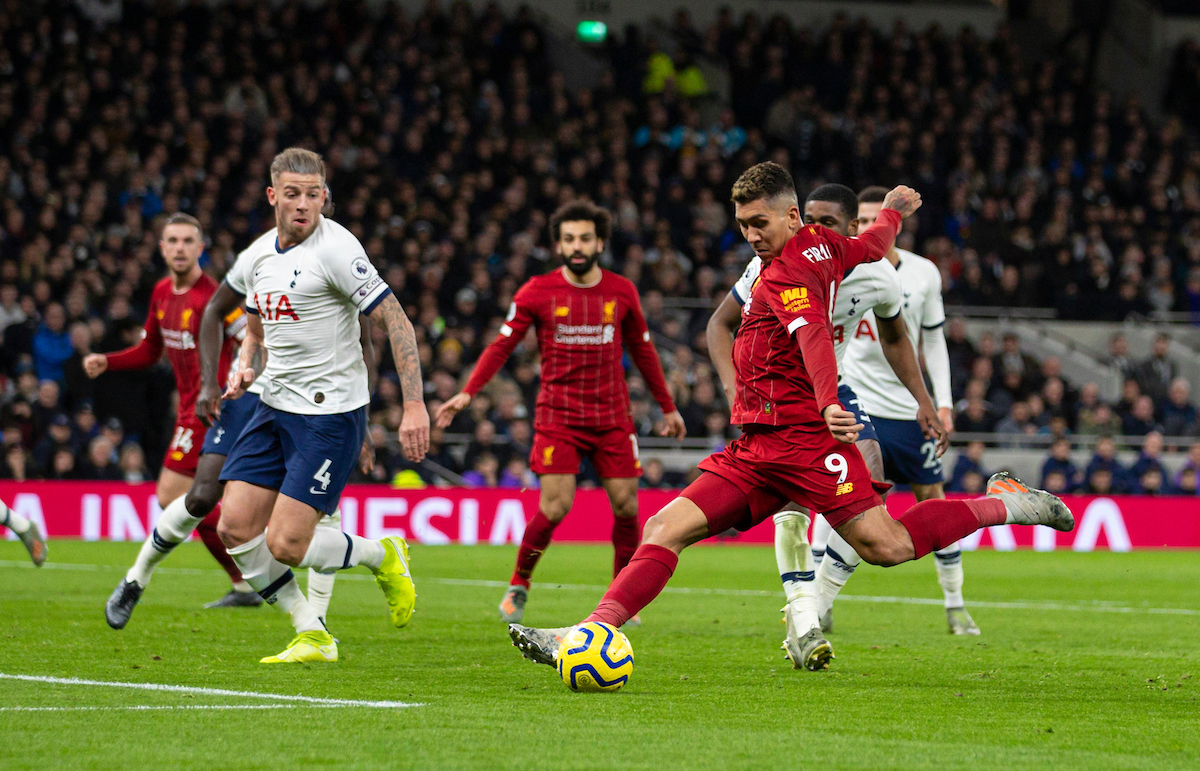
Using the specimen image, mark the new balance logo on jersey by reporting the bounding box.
[801,244,832,264]
[836,482,854,495]
[254,292,300,321]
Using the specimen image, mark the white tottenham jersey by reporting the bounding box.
[843,248,946,420]
[238,217,390,415]
[732,254,902,366]
[222,249,263,396]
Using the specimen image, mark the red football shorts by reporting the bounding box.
[530,423,642,478]
[161,414,206,476]
[684,424,889,534]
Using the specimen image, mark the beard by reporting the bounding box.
[563,251,599,276]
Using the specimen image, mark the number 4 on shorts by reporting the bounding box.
[311,458,333,494]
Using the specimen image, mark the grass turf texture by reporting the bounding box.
[1,541,1197,770]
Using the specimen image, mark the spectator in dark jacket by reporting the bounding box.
[1085,435,1130,493]
[948,441,987,492]
[1040,437,1079,491]
[1133,334,1177,404]
[32,304,74,383]
[1160,378,1197,437]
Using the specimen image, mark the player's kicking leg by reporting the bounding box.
[1,498,47,566]
[499,473,575,624]
[600,472,642,629]
[773,506,833,670]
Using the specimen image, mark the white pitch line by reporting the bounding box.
[3,559,1198,617]
[0,704,328,712]
[0,673,422,709]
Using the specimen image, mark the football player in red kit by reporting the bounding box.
[436,201,686,625]
[508,164,1074,672]
[84,213,254,608]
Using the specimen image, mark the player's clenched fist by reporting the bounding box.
[434,391,471,429]
[399,400,430,462]
[82,353,108,378]
[223,367,255,400]
[881,185,922,218]
[659,409,687,440]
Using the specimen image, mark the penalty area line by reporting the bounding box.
[0,704,344,712]
[0,673,422,709]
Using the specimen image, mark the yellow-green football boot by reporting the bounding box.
[260,630,338,664]
[374,536,416,627]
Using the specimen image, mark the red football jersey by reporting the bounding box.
[107,274,234,420]
[731,210,902,428]
[464,267,676,430]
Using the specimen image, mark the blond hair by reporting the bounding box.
[270,147,326,185]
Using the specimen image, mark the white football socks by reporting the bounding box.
[0,500,31,535]
[933,543,965,609]
[815,528,862,618]
[227,533,322,633]
[810,513,832,566]
[297,528,384,573]
[773,509,819,634]
[126,495,204,588]
[307,570,336,622]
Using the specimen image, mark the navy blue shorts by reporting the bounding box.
[201,393,261,456]
[219,400,367,515]
[838,383,879,443]
[871,415,944,485]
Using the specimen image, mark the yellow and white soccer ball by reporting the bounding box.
[556,622,634,692]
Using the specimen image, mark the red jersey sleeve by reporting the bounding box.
[462,281,538,396]
[761,251,840,416]
[106,287,165,370]
[620,284,676,414]
[830,208,902,271]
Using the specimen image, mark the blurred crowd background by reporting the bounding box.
[2,0,1200,494]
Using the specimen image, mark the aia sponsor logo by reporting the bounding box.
[254,292,300,321]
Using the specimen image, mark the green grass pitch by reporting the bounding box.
[1,540,1197,769]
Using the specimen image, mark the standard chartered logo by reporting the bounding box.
[554,323,615,345]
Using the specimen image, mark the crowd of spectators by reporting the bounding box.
[1,1,1199,489]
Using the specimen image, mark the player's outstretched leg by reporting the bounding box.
[508,490,714,667]
[106,494,205,629]
[813,527,862,634]
[1,499,46,567]
[773,508,832,669]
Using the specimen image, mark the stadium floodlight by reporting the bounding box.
[576,21,607,44]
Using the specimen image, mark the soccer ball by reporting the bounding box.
[556,622,634,692]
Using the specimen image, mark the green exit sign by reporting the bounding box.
[576,20,607,44]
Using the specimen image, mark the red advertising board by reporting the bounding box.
[2,482,1198,551]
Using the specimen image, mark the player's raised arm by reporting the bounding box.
[434,288,536,429]
[621,286,684,439]
[833,185,921,269]
[83,293,164,378]
[368,292,429,462]
[196,280,245,426]
[875,313,947,452]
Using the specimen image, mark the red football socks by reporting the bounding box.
[510,511,560,589]
[897,498,1006,559]
[196,508,244,583]
[585,544,678,627]
[611,516,640,578]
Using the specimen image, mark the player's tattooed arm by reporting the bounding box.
[369,292,430,462]
[876,314,947,453]
[197,281,244,425]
